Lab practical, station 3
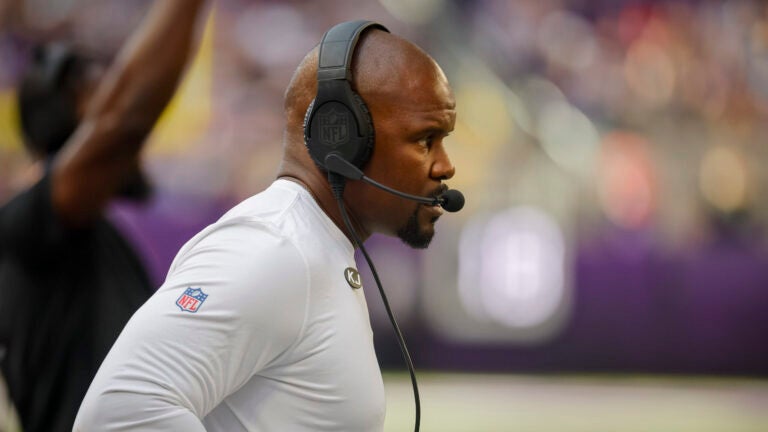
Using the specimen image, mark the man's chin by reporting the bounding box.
[396,211,435,249]
[398,233,433,249]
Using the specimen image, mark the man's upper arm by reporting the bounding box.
[74,221,310,429]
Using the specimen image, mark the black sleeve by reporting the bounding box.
[0,171,71,266]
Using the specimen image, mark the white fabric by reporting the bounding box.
[74,179,386,431]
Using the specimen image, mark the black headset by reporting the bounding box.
[303,20,389,173]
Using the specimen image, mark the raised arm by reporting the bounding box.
[51,0,206,226]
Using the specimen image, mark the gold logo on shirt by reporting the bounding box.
[344,267,362,289]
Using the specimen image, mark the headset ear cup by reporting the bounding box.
[349,91,374,169]
[303,89,375,171]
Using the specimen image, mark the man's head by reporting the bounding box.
[17,43,101,159]
[282,23,456,248]
[17,42,151,200]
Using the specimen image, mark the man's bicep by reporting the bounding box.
[73,297,220,429]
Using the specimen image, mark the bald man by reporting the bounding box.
[74,22,456,431]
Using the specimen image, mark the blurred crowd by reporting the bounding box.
[1,0,767,373]
[2,0,768,231]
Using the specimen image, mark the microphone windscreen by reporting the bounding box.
[440,189,465,212]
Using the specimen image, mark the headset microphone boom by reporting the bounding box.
[324,153,465,212]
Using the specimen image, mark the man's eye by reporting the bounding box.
[418,136,433,148]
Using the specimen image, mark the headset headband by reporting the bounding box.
[317,20,389,82]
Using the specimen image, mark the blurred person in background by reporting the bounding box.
[0,0,207,431]
[74,21,458,431]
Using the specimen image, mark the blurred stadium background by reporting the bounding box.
[1,0,768,430]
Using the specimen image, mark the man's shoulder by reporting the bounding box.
[0,172,83,257]
[217,179,326,241]
[220,180,305,222]
[168,203,308,277]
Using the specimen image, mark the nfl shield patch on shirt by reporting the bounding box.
[176,287,208,312]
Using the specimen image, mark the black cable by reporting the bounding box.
[329,175,421,432]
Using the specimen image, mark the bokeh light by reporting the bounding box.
[699,145,750,213]
[378,0,443,25]
[598,131,657,229]
[458,206,568,334]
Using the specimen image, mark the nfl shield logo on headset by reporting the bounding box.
[318,106,349,148]
[176,287,208,313]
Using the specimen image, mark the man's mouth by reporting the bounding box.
[428,184,449,207]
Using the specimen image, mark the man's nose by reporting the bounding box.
[432,144,455,180]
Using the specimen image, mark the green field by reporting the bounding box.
[383,373,768,432]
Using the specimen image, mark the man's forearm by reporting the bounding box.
[85,0,207,147]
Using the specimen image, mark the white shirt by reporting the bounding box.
[74,180,386,431]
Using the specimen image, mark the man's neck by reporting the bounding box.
[276,173,370,246]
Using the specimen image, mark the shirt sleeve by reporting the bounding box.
[0,171,70,267]
[73,219,310,430]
